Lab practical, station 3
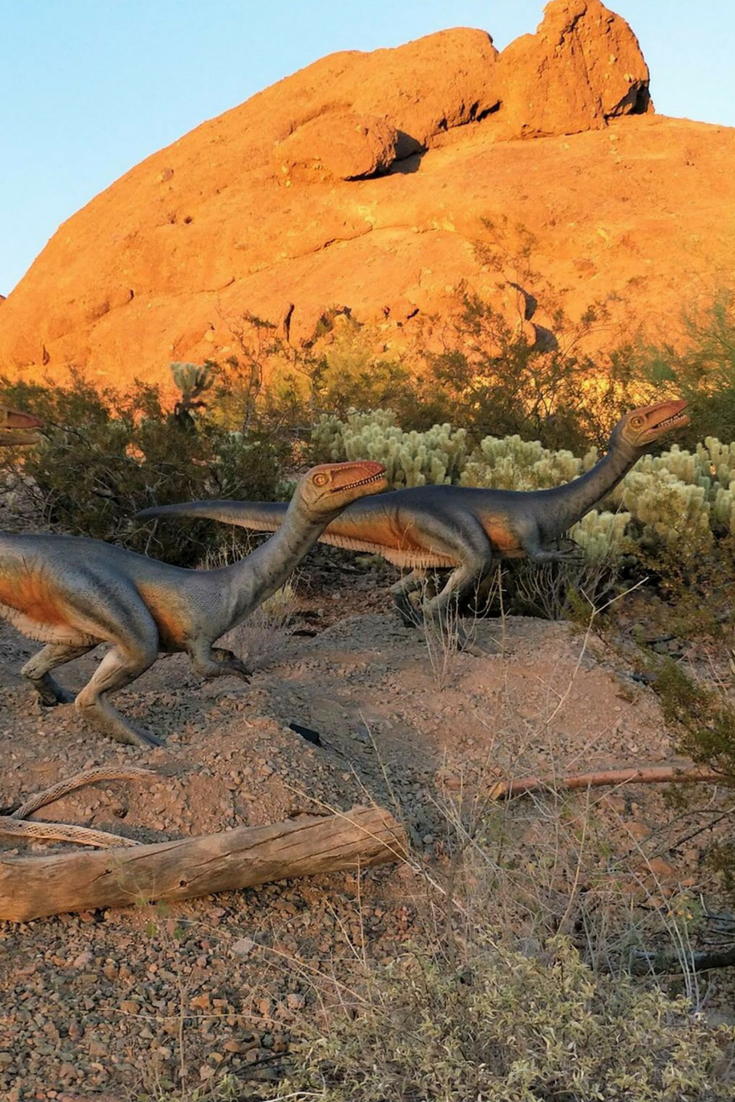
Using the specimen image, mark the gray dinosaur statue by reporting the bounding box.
[0,405,43,446]
[136,400,688,635]
[0,459,386,748]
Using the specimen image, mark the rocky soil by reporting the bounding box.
[3,0,734,385]
[0,560,727,1100]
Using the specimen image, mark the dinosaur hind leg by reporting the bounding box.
[390,569,429,627]
[74,599,162,749]
[21,643,96,706]
[424,558,497,654]
[187,638,252,682]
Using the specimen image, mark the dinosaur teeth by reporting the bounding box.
[332,472,385,492]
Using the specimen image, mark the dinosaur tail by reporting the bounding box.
[135,500,288,532]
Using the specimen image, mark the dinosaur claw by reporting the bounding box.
[126,727,163,749]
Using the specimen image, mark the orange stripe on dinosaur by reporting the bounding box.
[480,516,524,556]
[323,514,458,567]
[0,572,68,626]
[137,585,189,649]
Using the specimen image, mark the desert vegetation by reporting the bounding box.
[3,290,735,1100]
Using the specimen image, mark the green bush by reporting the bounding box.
[635,291,735,445]
[279,936,729,1101]
[0,371,285,567]
[420,290,624,452]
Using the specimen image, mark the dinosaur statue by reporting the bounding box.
[0,460,386,748]
[137,400,688,636]
[0,405,43,446]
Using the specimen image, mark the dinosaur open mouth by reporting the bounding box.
[653,410,688,430]
[333,471,386,493]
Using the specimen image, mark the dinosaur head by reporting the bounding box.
[298,460,387,517]
[0,405,43,446]
[613,399,689,454]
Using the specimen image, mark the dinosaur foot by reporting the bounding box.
[394,604,424,629]
[30,681,76,708]
[104,723,163,750]
[77,705,163,749]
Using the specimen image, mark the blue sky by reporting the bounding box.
[1,1,733,295]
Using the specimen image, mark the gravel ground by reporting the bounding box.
[0,580,726,1099]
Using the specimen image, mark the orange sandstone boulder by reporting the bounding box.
[491,0,652,140]
[274,113,400,182]
[2,3,733,391]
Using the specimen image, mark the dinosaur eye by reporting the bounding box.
[313,472,329,487]
[630,416,644,428]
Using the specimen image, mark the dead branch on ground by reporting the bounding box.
[0,804,407,922]
[488,764,727,801]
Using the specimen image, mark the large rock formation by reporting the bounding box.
[1,0,733,388]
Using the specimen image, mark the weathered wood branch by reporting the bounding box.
[0,804,407,922]
[0,816,140,848]
[10,765,155,819]
[628,944,735,975]
[488,764,727,801]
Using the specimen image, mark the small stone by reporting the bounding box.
[231,937,256,957]
[286,993,305,1010]
[72,950,94,969]
[646,857,674,879]
[120,1000,139,1015]
[199,1064,215,1080]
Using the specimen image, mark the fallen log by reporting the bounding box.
[488,764,726,801]
[0,804,407,922]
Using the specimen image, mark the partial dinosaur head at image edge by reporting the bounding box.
[0,405,43,445]
[298,460,387,516]
[613,399,689,452]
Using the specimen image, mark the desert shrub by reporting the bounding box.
[279,936,728,1102]
[312,409,469,488]
[509,509,632,621]
[636,291,735,445]
[421,289,625,453]
[0,370,285,566]
[654,660,735,780]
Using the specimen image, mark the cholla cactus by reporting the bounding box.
[461,434,597,491]
[570,509,631,563]
[170,361,215,426]
[609,469,713,551]
[712,481,735,536]
[312,410,467,488]
[315,412,735,553]
[170,361,214,400]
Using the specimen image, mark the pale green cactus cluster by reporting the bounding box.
[569,508,632,562]
[313,409,735,559]
[608,469,713,551]
[460,434,598,491]
[602,435,735,547]
[312,410,468,488]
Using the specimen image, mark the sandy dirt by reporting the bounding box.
[2,573,721,1100]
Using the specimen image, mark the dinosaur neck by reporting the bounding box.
[536,439,638,538]
[218,495,329,629]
